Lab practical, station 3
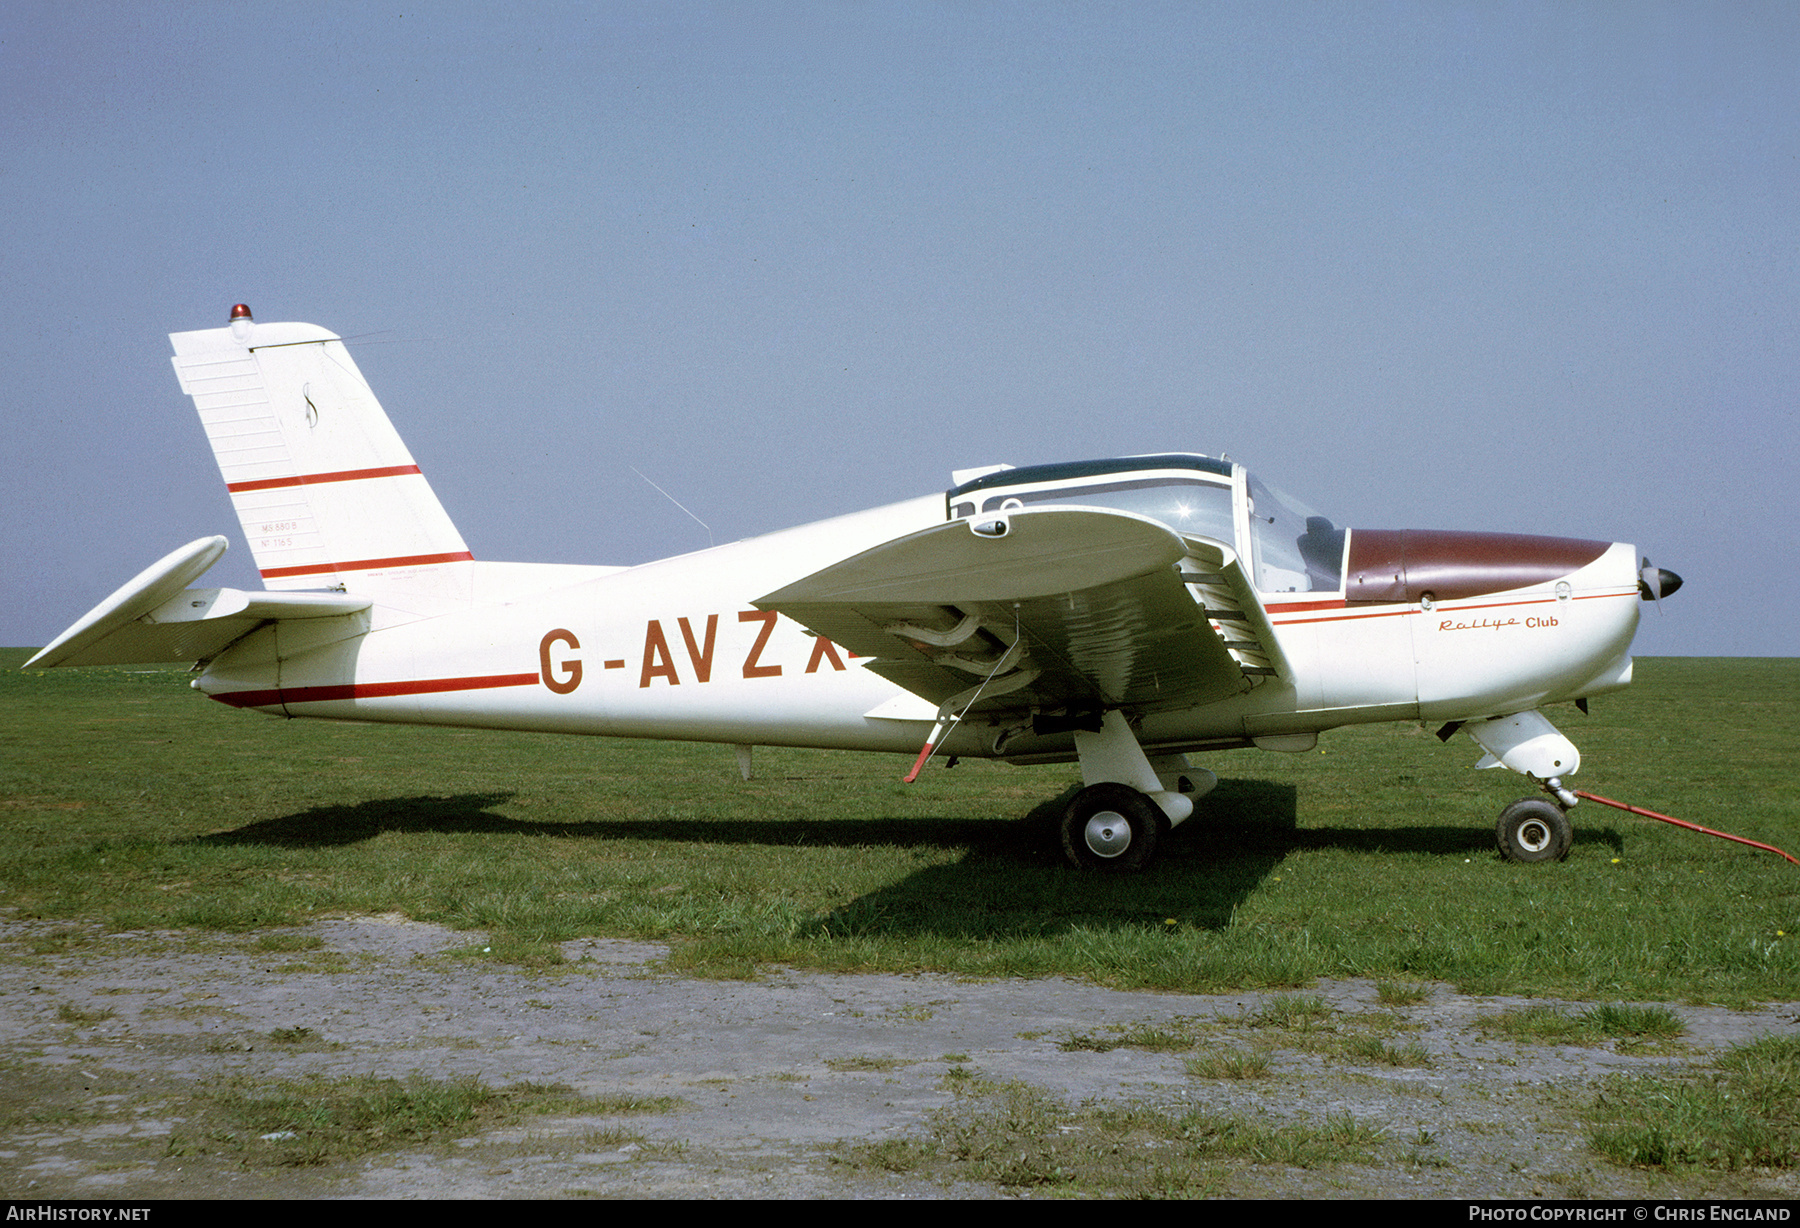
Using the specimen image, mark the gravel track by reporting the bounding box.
[2,914,1795,1199]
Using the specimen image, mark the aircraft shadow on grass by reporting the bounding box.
[194,776,1613,938]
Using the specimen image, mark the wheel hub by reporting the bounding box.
[1083,810,1132,858]
[1516,819,1552,853]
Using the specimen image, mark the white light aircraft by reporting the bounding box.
[29,305,1683,870]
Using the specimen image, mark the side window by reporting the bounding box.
[970,478,1236,543]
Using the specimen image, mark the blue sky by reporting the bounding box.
[4,2,1794,656]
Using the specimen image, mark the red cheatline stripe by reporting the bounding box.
[1264,598,1346,613]
[213,672,540,709]
[260,550,474,579]
[1274,598,1550,626]
[1271,588,1638,625]
[1272,594,1557,625]
[227,464,422,493]
[1272,606,1418,626]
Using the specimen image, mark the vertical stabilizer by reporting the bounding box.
[170,306,472,616]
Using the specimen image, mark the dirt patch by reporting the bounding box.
[0,914,1793,1199]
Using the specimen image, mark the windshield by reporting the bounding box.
[1246,474,1344,593]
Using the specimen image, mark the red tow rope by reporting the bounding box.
[1573,790,1799,866]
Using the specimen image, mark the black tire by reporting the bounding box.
[1061,783,1162,871]
[1496,798,1573,863]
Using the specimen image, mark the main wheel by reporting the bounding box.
[1061,783,1162,871]
[1496,798,1573,863]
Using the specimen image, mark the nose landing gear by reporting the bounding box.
[1462,711,1583,864]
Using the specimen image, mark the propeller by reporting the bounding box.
[1638,557,1683,607]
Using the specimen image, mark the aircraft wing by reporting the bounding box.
[26,536,370,669]
[756,507,1276,722]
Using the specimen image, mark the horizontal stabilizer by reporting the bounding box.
[26,537,369,669]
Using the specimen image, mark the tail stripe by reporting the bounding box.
[261,550,474,580]
[227,465,423,494]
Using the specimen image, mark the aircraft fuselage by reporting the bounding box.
[194,491,1643,768]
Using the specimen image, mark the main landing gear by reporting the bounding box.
[1058,711,1213,871]
[1061,782,1164,872]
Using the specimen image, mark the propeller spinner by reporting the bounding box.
[1638,557,1683,605]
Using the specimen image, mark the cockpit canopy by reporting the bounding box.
[946,454,1345,594]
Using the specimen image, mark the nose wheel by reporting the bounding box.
[1496,797,1573,863]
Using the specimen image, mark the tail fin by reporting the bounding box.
[170,306,472,615]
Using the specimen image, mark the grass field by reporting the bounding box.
[2,650,1795,1002]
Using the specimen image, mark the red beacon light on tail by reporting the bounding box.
[229,303,253,343]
